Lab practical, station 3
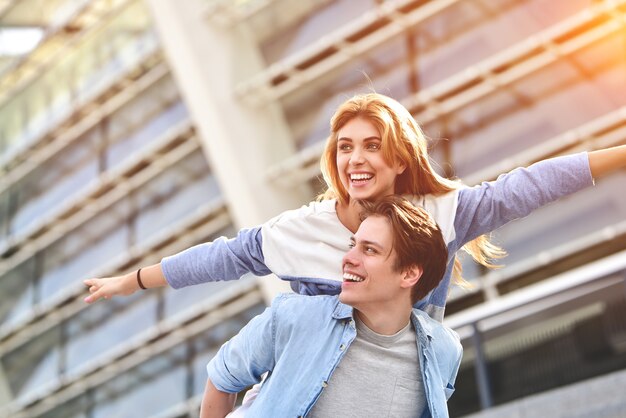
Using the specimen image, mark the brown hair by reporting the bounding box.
[319,93,505,285]
[359,196,448,304]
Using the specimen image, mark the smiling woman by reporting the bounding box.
[84,93,626,327]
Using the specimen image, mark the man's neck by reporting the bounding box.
[354,304,413,335]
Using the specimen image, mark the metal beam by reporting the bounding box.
[0,52,167,195]
[464,107,626,185]
[403,0,626,123]
[444,249,626,333]
[448,219,626,304]
[235,0,462,105]
[0,121,198,278]
[1,282,263,418]
[0,0,139,110]
[0,198,230,356]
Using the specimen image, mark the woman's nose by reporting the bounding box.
[350,148,365,165]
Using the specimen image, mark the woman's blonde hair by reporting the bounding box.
[319,93,505,285]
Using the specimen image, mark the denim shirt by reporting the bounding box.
[207,294,462,417]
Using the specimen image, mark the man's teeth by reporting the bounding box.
[343,273,364,282]
[350,173,373,181]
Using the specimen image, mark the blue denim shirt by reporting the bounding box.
[207,294,462,417]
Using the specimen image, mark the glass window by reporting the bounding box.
[65,292,159,375]
[3,327,61,401]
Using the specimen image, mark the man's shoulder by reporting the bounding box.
[412,309,461,350]
[271,293,340,314]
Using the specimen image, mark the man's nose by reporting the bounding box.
[343,247,359,267]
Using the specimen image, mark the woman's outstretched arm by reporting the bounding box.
[83,226,272,303]
[588,144,626,179]
[83,263,166,303]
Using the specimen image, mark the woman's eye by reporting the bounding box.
[338,143,352,151]
[348,242,355,248]
[367,143,380,150]
[365,246,376,253]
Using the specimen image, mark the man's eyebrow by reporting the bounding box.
[352,237,384,250]
[360,239,383,249]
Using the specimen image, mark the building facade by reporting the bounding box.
[1,0,625,417]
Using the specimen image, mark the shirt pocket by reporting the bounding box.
[388,376,426,418]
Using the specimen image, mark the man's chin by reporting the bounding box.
[339,292,356,307]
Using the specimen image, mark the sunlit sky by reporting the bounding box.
[0,27,43,56]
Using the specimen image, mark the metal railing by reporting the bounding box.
[0,120,198,277]
[1,280,263,418]
[234,0,462,105]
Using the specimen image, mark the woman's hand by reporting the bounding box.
[83,274,138,303]
[83,263,167,303]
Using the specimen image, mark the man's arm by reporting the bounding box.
[200,379,237,418]
[201,300,279,418]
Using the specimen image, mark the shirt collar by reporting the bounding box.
[411,309,436,340]
[331,300,435,341]
[331,299,354,320]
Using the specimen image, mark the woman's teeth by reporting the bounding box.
[350,173,373,182]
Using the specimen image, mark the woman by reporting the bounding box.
[84,93,626,322]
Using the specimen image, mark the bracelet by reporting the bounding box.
[137,268,147,290]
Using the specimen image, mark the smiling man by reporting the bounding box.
[201,196,462,418]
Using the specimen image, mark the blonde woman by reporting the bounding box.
[85,93,626,322]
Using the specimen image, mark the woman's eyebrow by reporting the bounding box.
[337,135,380,141]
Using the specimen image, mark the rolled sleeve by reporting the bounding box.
[206,305,276,393]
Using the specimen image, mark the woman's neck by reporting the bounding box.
[336,199,363,233]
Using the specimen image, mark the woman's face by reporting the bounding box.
[336,117,405,202]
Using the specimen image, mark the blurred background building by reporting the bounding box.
[0,0,625,417]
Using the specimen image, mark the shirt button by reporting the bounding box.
[339,344,346,351]
[322,381,328,388]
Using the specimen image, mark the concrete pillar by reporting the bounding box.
[146,0,313,303]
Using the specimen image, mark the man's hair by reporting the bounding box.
[359,196,448,304]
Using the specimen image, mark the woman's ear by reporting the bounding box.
[396,161,407,176]
[400,265,422,289]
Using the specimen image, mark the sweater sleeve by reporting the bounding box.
[161,227,271,289]
[451,152,594,250]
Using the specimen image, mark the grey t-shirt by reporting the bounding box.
[307,315,426,418]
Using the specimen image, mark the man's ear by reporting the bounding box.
[400,265,423,289]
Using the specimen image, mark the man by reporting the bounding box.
[201,196,462,418]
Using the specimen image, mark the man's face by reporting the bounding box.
[339,215,408,309]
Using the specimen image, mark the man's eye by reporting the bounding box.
[348,242,355,248]
[365,246,377,253]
